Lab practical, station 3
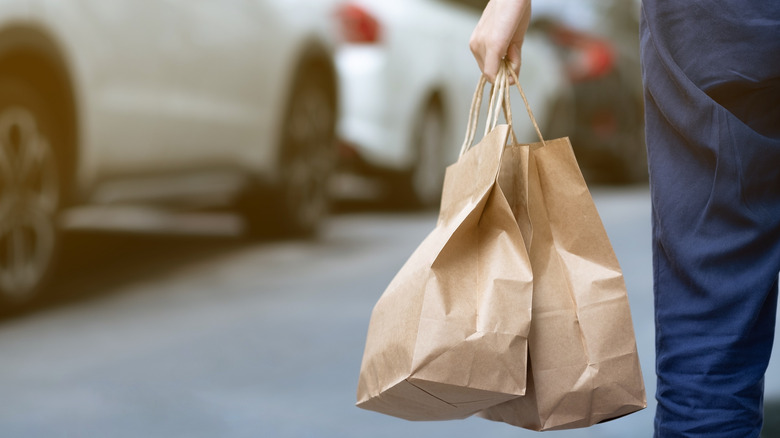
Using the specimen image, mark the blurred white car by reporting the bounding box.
[334,0,569,206]
[0,1,339,303]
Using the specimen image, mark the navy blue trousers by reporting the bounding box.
[640,1,780,436]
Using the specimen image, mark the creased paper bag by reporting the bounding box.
[356,72,534,421]
[479,65,647,430]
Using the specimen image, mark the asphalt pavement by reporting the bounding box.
[0,185,778,437]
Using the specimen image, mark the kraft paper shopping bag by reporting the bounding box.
[478,63,647,431]
[356,69,534,421]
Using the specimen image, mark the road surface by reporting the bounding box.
[0,185,778,437]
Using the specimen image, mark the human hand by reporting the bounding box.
[469,0,531,84]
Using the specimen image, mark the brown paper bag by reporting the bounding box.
[356,70,534,421]
[478,64,647,430]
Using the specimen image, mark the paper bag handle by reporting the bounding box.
[459,75,487,157]
[505,64,547,148]
[459,61,547,158]
[484,66,509,137]
[459,67,509,157]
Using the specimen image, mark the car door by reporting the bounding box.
[167,0,337,177]
[157,0,282,173]
[40,0,295,204]
[42,1,332,203]
[40,0,193,177]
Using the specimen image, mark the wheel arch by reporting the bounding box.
[420,88,447,119]
[0,24,79,204]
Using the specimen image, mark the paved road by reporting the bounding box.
[0,185,778,437]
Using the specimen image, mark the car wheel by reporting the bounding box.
[397,98,445,209]
[245,63,336,237]
[0,78,61,304]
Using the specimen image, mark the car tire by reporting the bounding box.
[244,62,336,238]
[0,77,61,305]
[394,98,446,209]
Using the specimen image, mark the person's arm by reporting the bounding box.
[469,0,532,83]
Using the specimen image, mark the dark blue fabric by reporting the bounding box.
[640,1,780,436]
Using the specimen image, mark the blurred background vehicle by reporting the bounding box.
[0,0,645,307]
[534,0,647,183]
[333,0,570,207]
[0,0,339,305]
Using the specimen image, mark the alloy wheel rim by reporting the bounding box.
[284,85,332,230]
[0,106,59,298]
